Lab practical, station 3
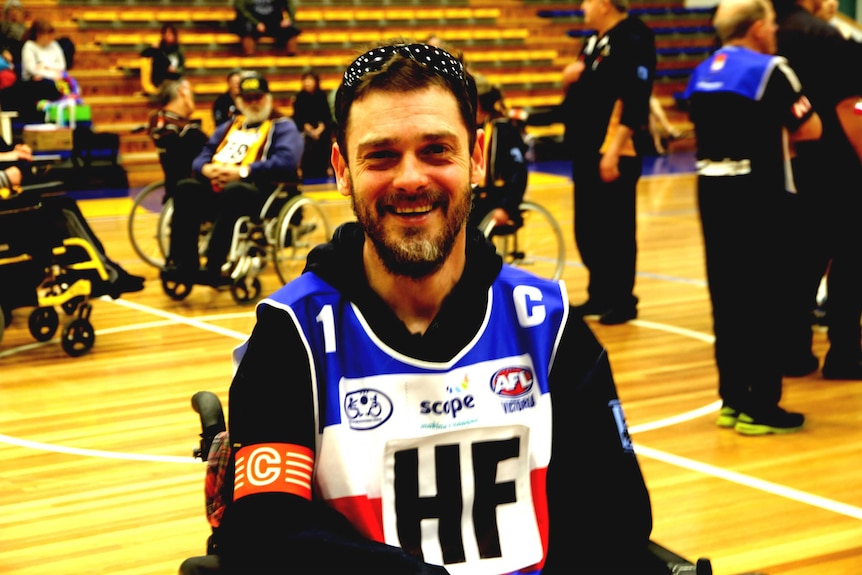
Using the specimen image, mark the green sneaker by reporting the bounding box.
[734,409,805,436]
[716,406,740,428]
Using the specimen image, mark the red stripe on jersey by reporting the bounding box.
[233,443,314,501]
[529,466,550,572]
[328,495,385,542]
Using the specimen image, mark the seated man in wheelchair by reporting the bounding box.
[0,141,144,300]
[147,78,209,198]
[467,79,529,233]
[162,71,303,287]
[180,42,682,575]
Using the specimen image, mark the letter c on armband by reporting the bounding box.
[233,442,314,501]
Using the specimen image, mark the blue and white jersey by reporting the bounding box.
[234,265,568,575]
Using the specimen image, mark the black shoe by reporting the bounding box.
[822,352,862,380]
[734,407,805,436]
[198,268,233,288]
[572,300,608,317]
[161,264,193,283]
[110,270,145,297]
[782,353,819,377]
[599,307,638,325]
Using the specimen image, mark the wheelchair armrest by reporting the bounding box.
[647,540,713,575]
[192,391,227,460]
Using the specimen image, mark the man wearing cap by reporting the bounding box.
[163,71,303,286]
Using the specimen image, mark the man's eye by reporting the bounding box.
[424,144,447,156]
[366,150,396,161]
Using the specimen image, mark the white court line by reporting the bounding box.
[633,443,862,520]
[4,297,861,523]
[106,296,251,341]
[0,432,198,464]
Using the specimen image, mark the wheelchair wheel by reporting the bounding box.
[128,180,171,269]
[273,195,331,285]
[61,317,95,357]
[230,276,262,305]
[29,306,59,342]
[162,276,193,301]
[480,200,565,281]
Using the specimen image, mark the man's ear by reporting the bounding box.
[471,129,486,187]
[331,143,352,197]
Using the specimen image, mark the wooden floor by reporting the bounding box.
[1,165,860,575]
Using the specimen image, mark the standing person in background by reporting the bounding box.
[773,0,862,379]
[212,67,242,128]
[231,0,300,57]
[559,0,656,325]
[140,22,185,89]
[684,0,820,434]
[291,69,333,181]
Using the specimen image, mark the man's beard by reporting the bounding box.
[351,180,473,279]
[239,99,272,124]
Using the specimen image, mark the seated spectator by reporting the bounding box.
[140,23,185,90]
[18,18,67,121]
[468,79,529,231]
[162,71,303,286]
[147,78,208,196]
[231,0,300,57]
[212,67,242,128]
[291,69,333,181]
[1,142,145,298]
[0,0,26,68]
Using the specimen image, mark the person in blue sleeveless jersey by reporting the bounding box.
[683,0,822,435]
[194,41,671,575]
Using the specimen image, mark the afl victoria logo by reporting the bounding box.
[344,388,393,430]
[490,367,534,397]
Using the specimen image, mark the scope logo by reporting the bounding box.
[419,376,476,419]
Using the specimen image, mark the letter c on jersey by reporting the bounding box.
[513,285,545,327]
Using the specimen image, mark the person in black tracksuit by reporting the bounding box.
[559,0,656,326]
[684,0,821,434]
[773,0,862,379]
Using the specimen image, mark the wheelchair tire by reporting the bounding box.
[162,276,193,301]
[273,195,331,285]
[128,180,171,269]
[479,200,565,281]
[230,276,261,305]
[61,317,95,357]
[29,306,59,342]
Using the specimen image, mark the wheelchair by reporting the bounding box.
[127,179,331,304]
[182,391,713,575]
[478,200,566,281]
[0,186,104,357]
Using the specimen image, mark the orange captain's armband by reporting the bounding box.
[233,443,314,501]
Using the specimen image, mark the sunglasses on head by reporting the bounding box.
[341,43,466,89]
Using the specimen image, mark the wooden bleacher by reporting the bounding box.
[8,0,710,186]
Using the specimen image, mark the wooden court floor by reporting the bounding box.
[1,169,861,575]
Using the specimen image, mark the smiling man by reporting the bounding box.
[203,42,672,575]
